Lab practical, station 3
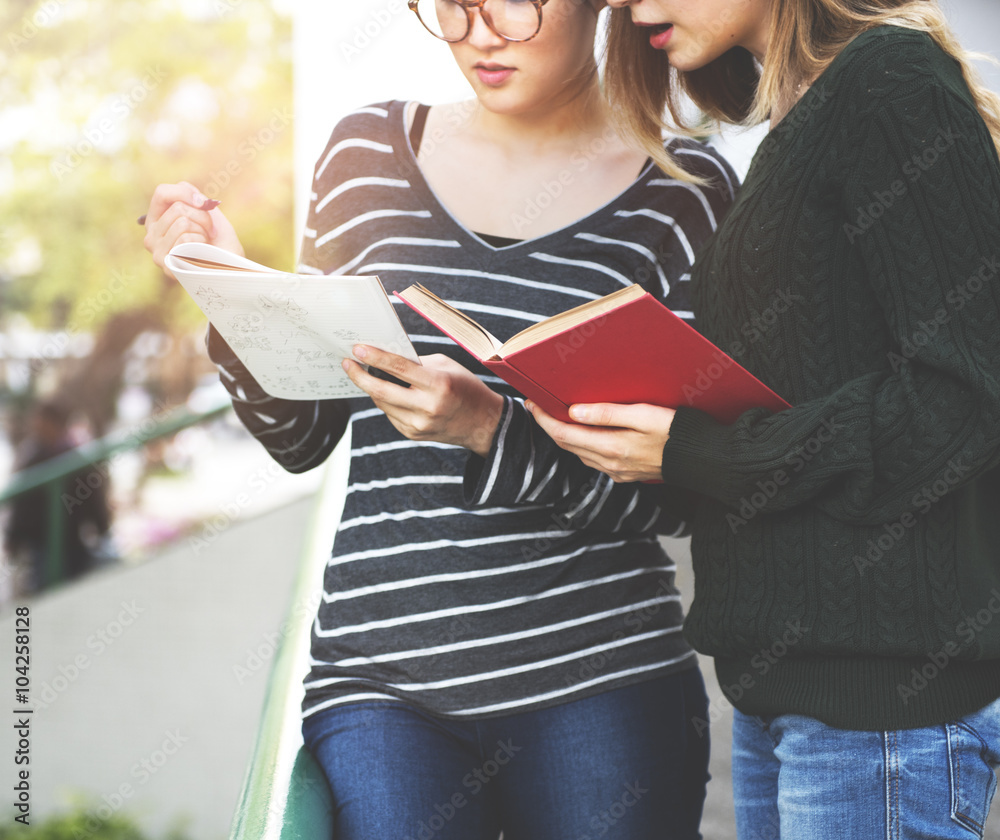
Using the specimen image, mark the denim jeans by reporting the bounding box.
[732,696,1000,840]
[302,668,709,840]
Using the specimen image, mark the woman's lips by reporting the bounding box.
[476,65,515,86]
[649,24,674,50]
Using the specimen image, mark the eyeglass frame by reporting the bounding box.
[408,0,550,44]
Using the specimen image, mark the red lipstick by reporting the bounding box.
[633,19,675,50]
[649,25,673,49]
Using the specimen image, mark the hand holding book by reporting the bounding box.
[525,398,676,485]
[342,344,505,458]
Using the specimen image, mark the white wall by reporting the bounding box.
[292,0,475,236]
[944,0,1000,92]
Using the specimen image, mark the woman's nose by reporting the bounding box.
[466,6,507,49]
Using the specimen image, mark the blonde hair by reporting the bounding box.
[604,0,1000,183]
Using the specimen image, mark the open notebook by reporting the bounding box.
[165,242,417,400]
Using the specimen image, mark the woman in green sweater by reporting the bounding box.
[527,0,1000,836]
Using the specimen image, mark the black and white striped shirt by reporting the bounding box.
[209,100,738,720]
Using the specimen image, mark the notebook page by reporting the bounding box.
[166,243,418,400]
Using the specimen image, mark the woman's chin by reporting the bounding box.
[653,36,717,73]
[472,90,525,115]
[469,83,548,118]
[661,48,705,74]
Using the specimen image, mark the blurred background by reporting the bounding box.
[0,1,998,839]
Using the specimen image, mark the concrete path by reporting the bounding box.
[0,496,312,840]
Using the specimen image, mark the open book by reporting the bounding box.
[165,242,417,400]
[395,283,790,424]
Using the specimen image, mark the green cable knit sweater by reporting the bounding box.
[661,26,1000,730]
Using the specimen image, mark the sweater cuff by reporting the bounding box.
[660,406,734,496]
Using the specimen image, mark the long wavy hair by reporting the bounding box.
[604,0,1000,182]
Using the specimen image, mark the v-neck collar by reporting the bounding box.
[391,99,657,254]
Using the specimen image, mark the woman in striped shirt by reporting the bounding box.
[143,0,737,836]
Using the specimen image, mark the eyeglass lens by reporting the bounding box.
[415,0,541,42]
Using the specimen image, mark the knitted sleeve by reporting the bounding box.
[660,72,1000,525]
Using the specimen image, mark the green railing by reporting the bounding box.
[4,390,340,833]
[228,433,347,840]
[0,395,232,587]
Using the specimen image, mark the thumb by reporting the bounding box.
[568,402,631,427]
[207,208,244,257]
[568,402,670,430]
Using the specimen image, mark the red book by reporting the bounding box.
[394,283,790,424]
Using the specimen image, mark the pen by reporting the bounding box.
[137,198,220,226]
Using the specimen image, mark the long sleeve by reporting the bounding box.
[207,325,349,474]
[661,66,1000,526]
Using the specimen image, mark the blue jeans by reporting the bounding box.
[302,668,709,840]
[732,697,1000,839]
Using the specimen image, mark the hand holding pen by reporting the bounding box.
[140,181,244,281]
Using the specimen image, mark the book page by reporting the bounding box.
[395,282,646,360]
[166,243,418,400]
[395,284,502,360]
[499,284,645,356]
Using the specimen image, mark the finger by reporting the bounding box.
[145,210,215,271]
[528,402,601,452]
[343,357,420,407]
[353,345,427,387]
[541,402,648,464]
[204,206,243,255]
[566,402,631,427]
[528,404,633,477]
[567,402,674,432]
[149,198,216,241]
[146,182,215,227]
[525,402,592,444]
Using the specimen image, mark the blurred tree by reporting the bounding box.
[0,0,293,434]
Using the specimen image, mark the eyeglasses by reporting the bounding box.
[408,0,548,44]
